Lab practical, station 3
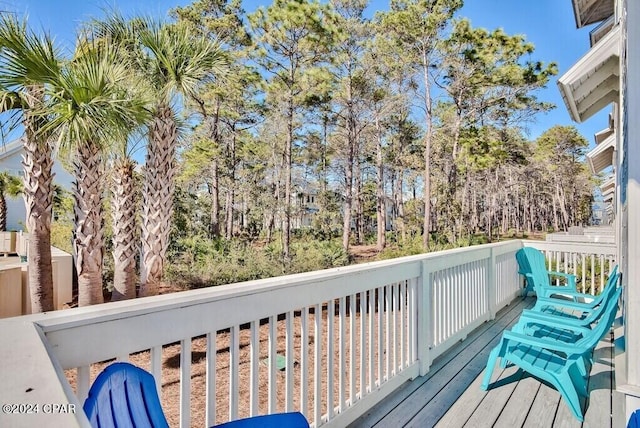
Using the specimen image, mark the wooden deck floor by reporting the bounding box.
[350,297,615,428]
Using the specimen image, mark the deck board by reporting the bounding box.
[349,297,616,428]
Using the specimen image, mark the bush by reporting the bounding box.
[50,220,73,254]
[164,235,350,289]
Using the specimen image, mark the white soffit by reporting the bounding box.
[603,192,614,203]
[572,0,614,28]
[587,132,616,174]
[590,16,615,46]
[558,25,620,123]
[594,126,614,144]
[601,175,615,193]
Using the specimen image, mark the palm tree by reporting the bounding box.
[92,15,228,296]
[45,41,149,306]
[110,149,141,301]
[0,171,22,231]
[0,15,61,312]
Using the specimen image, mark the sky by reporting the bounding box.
[7,0,608,150]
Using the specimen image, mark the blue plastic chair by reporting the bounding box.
[215,412,309,427]
[84,362,310,428]
[516,247,579,299]
[83,362,169,428]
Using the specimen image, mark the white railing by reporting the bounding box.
[0,239,614,428]
[522,240,617,294]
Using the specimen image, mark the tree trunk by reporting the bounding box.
[422,49,433,250]
[209,159,220,238]
[354,152,364,245]
[206,99,221,239]
[23,85,54,313]
[394,170,405,243]
[74,141,104,306]
[141,103,177,296]
[375,114,386,251]
[342,150,353,251]
[225,187,234,239]
[0,193,6,231]
[283,94,293,263]
[111,157,137,301]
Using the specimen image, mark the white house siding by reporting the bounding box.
[1,140,74,231]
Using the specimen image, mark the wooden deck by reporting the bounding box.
[350,297,615,428]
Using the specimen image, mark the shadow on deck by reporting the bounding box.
[349,297,615,428]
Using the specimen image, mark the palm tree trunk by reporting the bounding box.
[111,157,137,301]
[141,104,177,296]
[23,85,54,313]
[0,193,6,231]
[74,141,104,306]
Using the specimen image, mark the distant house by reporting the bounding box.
[0,138,75,231]
[292,188,395,232]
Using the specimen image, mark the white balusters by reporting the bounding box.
[179,338,191,428]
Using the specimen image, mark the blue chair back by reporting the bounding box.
[83,362,169,428]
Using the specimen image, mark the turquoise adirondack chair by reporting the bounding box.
[512,274,620,377]
[528,265,619,320]
[481,286,621,422]
[84,363,310,428]
[516,247,579,299]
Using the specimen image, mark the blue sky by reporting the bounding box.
[9,0,606,149]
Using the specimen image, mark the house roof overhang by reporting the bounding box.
[572,0,615,28]
[594,126,614,144]
[601,175,615,193]
[590,16,616,46]
[558,25,620,123]
[603,191,614,203]
[587,132,616,174]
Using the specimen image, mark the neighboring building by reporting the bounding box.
[558,0,640,422]
[292,189,396,232]
[0,138,74,231]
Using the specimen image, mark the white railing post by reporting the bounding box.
[417,260,433,376]
[487,248,497,320]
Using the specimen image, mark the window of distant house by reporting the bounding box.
[311,196,315,203]
[306,196,310,203]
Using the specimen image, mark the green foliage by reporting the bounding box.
[165,235,349,289]
[50,219,73,254]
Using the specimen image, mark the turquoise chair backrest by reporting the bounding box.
[516,247,551,290]
[577,286,621,351]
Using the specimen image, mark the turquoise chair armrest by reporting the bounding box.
[501,330,591,357]
[547,271,578,291]
[534,296,598,311]
[517,310,592,336]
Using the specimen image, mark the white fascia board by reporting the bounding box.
[558,24,620,123]
[587,132,616,174]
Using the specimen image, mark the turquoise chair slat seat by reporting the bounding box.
[83,362,310,428]
[481,285,621,422]
[516,247,579,299]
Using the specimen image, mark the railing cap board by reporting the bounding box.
[0,320,87,427]
[522,239,617,255]
[26,240,523,332]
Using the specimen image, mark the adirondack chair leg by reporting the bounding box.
[557,373,585,422]
[481,346,501,390]
[575,356,588,377]
[567,363,588,397]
